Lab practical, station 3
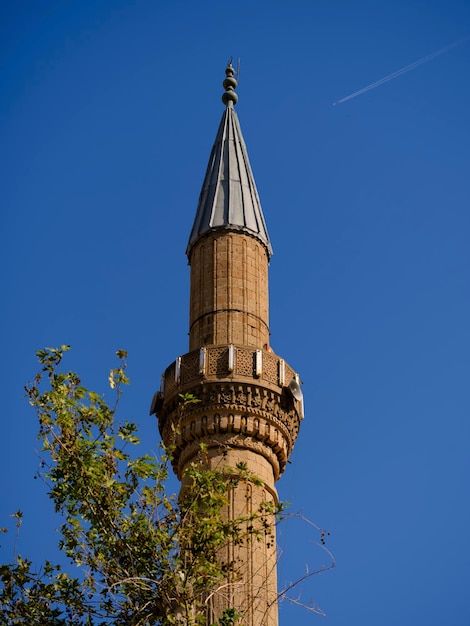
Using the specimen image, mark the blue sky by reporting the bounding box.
[2,1,470,624]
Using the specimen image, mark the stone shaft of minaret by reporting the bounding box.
[156,63,302,626]
[189,231,269,350]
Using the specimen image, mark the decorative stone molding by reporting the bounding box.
[176,434,282,487]
[158,380,301,480]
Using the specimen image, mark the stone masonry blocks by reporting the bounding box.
[189,232,269,350]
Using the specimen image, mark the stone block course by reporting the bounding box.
[189,231,270,350]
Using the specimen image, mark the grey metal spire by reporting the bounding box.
[186,63,273,259]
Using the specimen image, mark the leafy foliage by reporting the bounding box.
[0,347,283,625]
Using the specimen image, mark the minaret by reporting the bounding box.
[156,63,302,626]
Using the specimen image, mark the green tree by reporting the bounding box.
[0,347,285,625]
[0,347,334,625]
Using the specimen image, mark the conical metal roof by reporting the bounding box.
[186,64,272,259]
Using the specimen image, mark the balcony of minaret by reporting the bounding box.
[157,344,302,481]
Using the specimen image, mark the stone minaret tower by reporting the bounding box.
[156,63,303,626]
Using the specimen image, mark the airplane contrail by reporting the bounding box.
[332,35,470,105]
